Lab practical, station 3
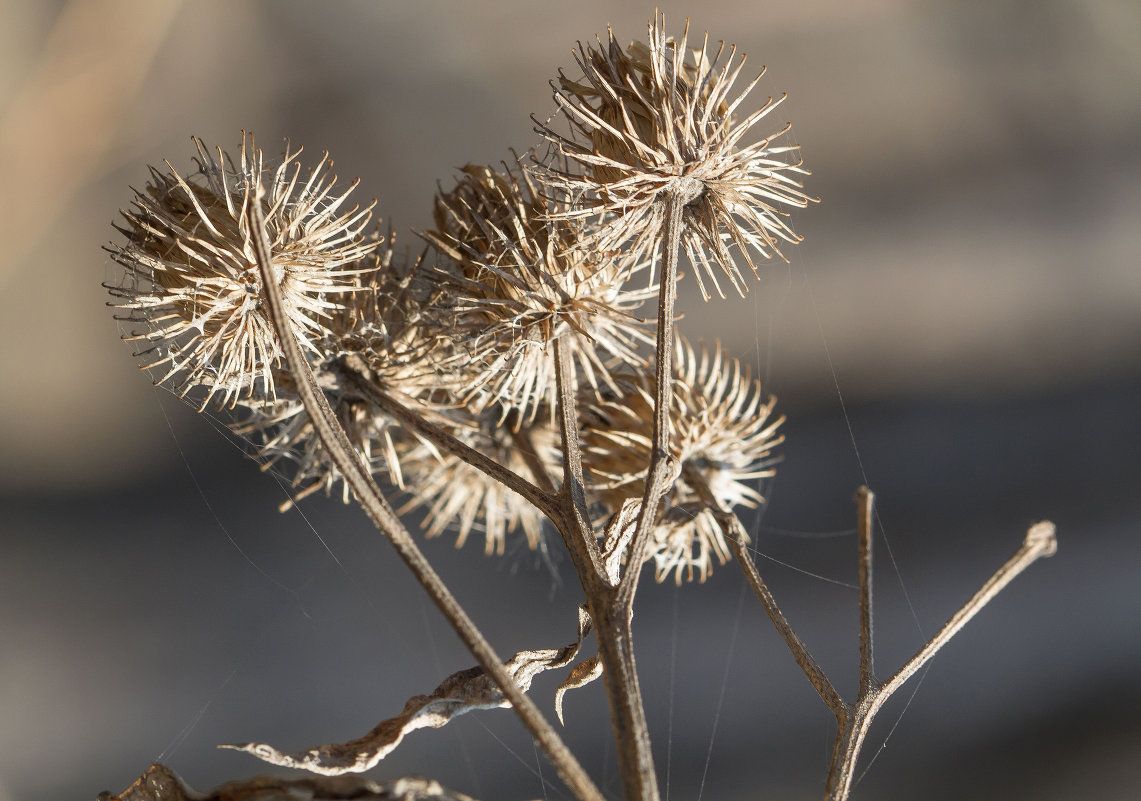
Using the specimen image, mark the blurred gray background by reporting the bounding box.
[1,1,1139,799]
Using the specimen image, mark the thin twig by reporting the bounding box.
[552,337,605,584]
[821,496,1057,801]
[687,465,844,715]
[731,528,846,715]
[337,355,562,525]
[619,182,698,612]
[247,196,604,801]
[856,488,876,697]
[879,519,1058,700]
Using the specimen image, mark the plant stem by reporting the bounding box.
[878,519,1058,700]
[552,336,605,586]
[580,184,700,801]
[552,333,659,801]
[856,487,876,697]
[688,465,844,714]
[337,355,562,525]
[619,182,695,612]
[247,196,604,801]
[823,698,876,801]
[590,603,660,801]
[587,183,701,801]
[730,528,845,713]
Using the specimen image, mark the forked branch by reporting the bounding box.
[718,484,1056,801]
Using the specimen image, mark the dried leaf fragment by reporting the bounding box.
[99,763,478,801]
[555,654,604,725]
[225,608,593,775]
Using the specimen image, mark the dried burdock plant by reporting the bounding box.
[100,13,1056,801]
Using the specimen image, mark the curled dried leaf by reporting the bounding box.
[555,655,604,725]
[224,608,593,775]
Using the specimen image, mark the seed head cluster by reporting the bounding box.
[106,15,810,580]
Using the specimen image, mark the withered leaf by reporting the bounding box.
[224,608,593,775]
[554,655,604,725]
[99,763,478,801]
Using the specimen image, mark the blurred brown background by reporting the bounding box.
[2,1,1139,799]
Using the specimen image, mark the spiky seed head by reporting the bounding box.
[106,133,378,409]
[583,337,784,583]
[234,236,456,509]
[535,13,817,299]
[423,158,654,423]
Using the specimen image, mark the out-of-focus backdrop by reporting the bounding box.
[2,1,1139,799]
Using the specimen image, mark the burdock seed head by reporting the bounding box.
[106,133,379,410]
[583,337,784,583]
[535,12,817,299]
[422,157,654,423]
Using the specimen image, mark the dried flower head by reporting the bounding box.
[535,13,816,299]
[396,411,561,556]
[584,338,784,582]
[423,160,654,421]
[106,133,378,409]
